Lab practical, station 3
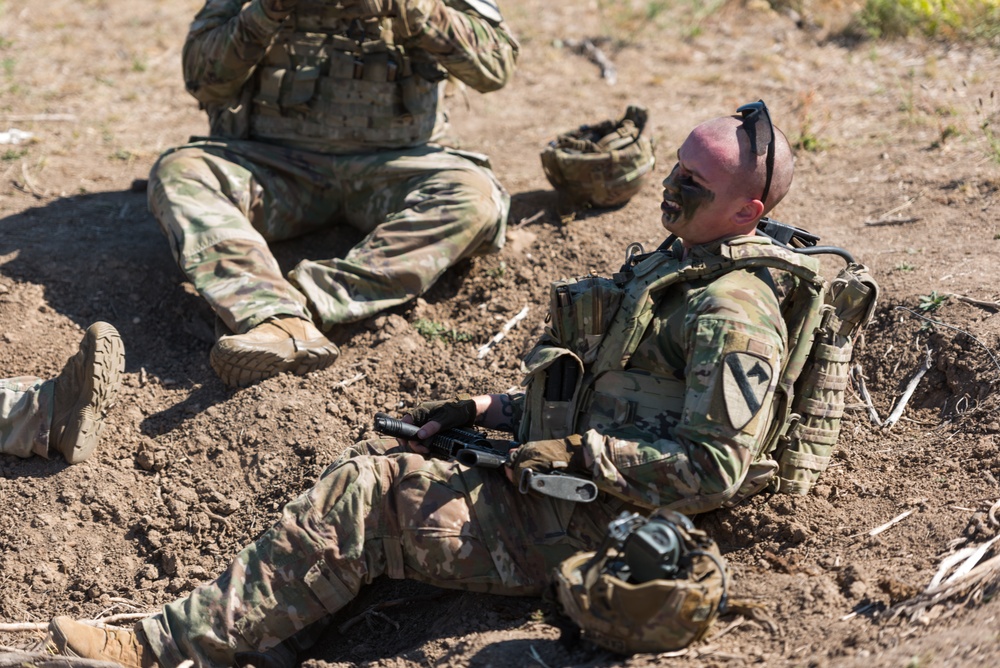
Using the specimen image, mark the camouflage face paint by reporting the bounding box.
[661,163,716,224]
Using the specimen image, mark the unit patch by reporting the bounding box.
[721,352,772,430]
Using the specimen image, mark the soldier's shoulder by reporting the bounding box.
[695,268,782,321]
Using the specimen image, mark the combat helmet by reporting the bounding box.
[540,105,656,208]
[553,508,727,654]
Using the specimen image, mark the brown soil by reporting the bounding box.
[2,1,1000,666]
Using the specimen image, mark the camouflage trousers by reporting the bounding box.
[0,376,53,459]
[147,140,510,334]
[141,440,621,668]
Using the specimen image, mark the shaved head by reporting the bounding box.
[660,107,795,245]
[687,115,793,214]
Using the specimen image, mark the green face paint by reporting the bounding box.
[661,163,716,224]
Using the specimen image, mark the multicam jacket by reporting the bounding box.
[181,0,519,152]
[517,235,819,515]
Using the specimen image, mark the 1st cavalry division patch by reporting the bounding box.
[721,352,772,430]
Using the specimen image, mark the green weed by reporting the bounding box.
[1,148,26,161]
[852,0,1000,41]
[895,261,916,272]
[917,291,949,313]
[975,92,1000,164]
[486,261,507,279]
[413,319,472,344]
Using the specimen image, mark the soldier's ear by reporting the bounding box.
[732,198,764,231]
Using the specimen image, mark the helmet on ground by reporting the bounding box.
[553,508,727,654]
[540,105,656,208]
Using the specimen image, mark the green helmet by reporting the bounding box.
[540,105,656,208]
[552,508,727,655]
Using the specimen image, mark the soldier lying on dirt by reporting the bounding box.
[47,105,805,666]
[0,322,124,465]
[147,0,519,389]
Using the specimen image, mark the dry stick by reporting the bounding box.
[334,372,365,389]
[883,348,933,430]
[477,305,530,359]
[0,653,122,668]
[895,306,1000,374]
[850,364,883,426]
[863,216,922,227]
[892,553,1000,621]
[945,293,1000,312]
[867,509,915,537]
[989,498,1000,528]
[516,210,545,227]
[563,38,617,85]
[0,612,153,633]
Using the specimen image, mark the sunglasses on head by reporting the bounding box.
[737,99,775,205]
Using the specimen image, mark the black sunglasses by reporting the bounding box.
[737,99,775,205]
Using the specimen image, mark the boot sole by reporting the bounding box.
[210,341,338,388]
[60,323,126,464]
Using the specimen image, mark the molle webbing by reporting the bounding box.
[247,13,441,151]
[591,244,826,378]
[771,263,879,495]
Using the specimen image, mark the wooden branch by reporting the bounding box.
[563,38,617,85]
[0,652,122,668]
[863,216,922,227]
[476,305,530,359]
[333,372,365,390]
[867,509,915,537]
[0,613,152,633]
[883,348,933,430]
[851,364,883,426]
[945,293,1000,312]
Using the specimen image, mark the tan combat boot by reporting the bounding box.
[47,617,159,668]
[210,315,339,388]
[50,322,126,464]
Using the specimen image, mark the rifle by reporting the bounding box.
[373,413,598,503]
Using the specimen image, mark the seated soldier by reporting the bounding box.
[0,322,124,465]
[148,0,519,388]
[48,103,800,667]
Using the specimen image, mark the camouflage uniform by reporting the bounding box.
[149,0,519,334]
[138,235,787,667]
[0,377,53,458]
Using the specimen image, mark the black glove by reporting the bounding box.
[407,397,477,434]
[509,434,586,479]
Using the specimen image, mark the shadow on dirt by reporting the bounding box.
[303,578,598,667]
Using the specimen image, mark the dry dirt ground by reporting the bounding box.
[1,0,1000,666]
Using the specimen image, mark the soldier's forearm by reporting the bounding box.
[476,393,522,433]
[182,0,287,104]
[412,6,519,92]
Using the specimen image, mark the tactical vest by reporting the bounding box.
[236,0,446,153]
[518,235,878,503]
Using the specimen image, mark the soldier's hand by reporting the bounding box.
[260,0,299,20]
[406,397,477,439]
[509,435,586,481]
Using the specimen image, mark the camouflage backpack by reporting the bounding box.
[539,105,656,208]
[553,508,727,654]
